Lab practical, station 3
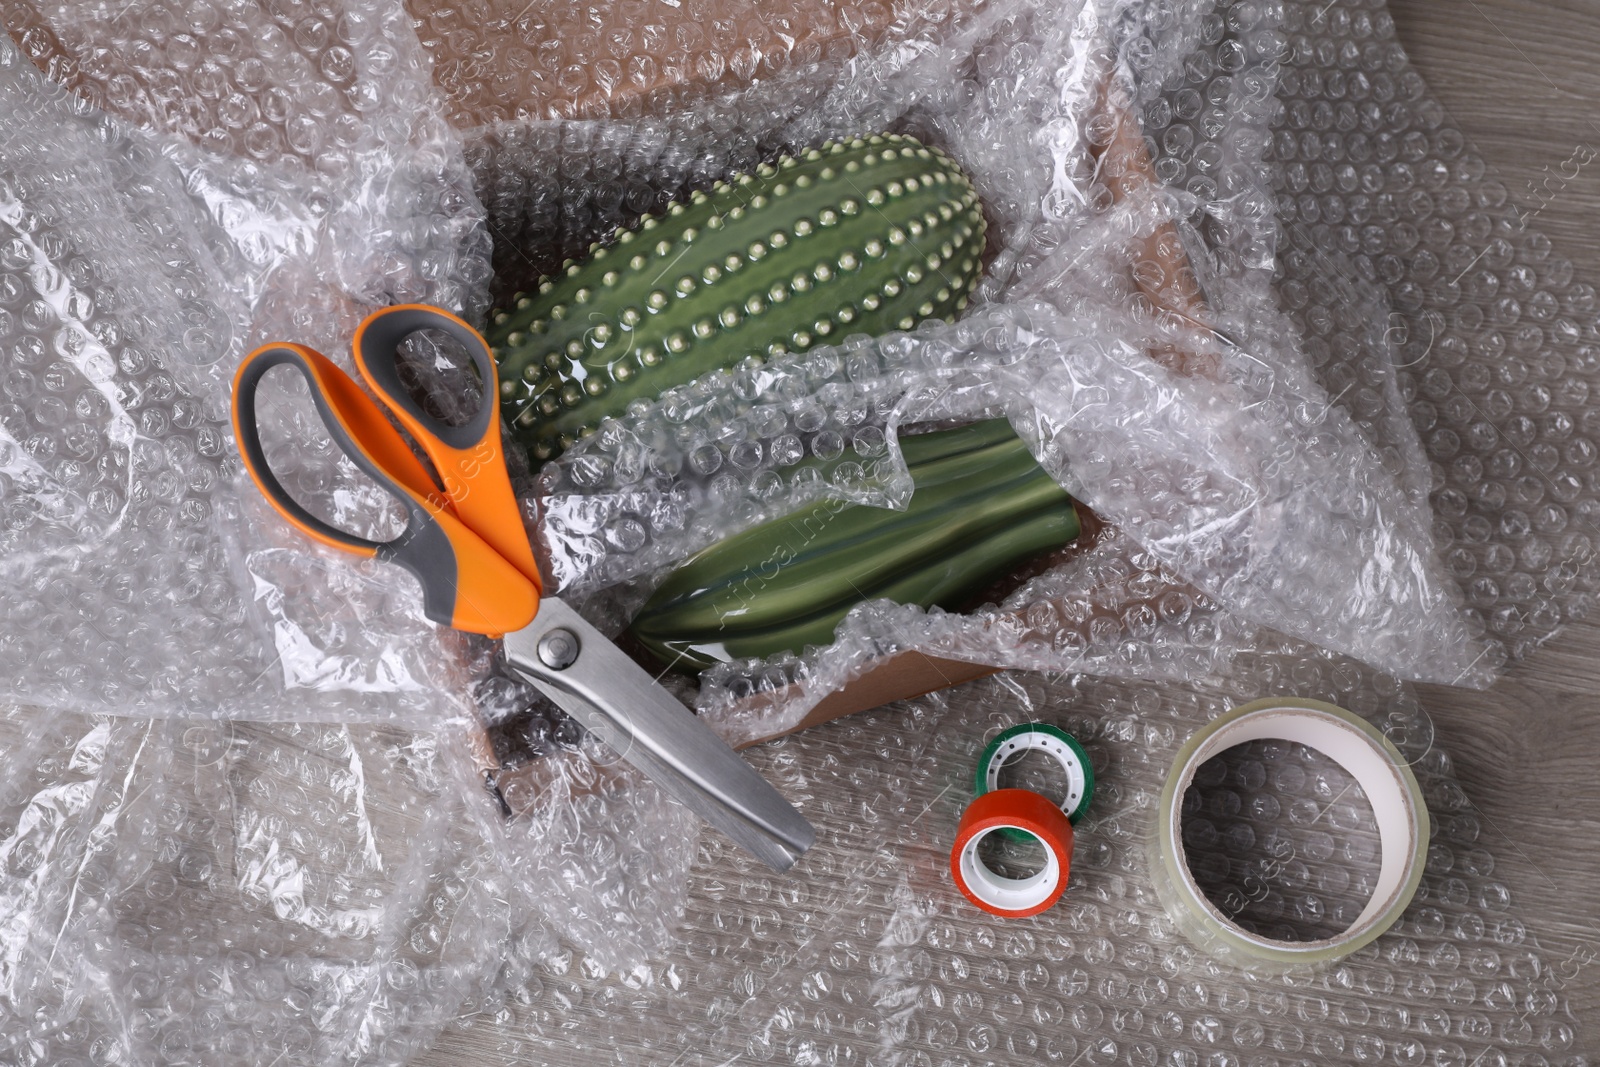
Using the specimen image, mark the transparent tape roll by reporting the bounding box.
[1152,697,1429,970]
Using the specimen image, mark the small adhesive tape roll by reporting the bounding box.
[951,788,1074,918]
[975,723,1094,827]
[1153,697,1429,970]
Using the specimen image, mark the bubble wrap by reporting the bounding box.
[1,632,1587,1065]
[0,0,494,722]
[409,0,968,127]
[1263,4,1600,668]
[2,0,1595,719]
[504,0,1475,735]
[0,0,1597,1063]
[0,708,512,1063]
[505,0,1600,725]
[0,698,721,1063]
[410,632,1588,1066]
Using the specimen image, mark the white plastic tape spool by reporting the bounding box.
[1152,698,1429,970]
[974,723,1094,825]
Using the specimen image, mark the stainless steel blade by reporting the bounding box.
[502,596,816,871]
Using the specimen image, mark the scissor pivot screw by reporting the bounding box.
[537,628,580,670]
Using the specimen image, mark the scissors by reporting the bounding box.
[231,304,816,871]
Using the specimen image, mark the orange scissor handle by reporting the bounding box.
[232,340,538,637]
[353,305,543,590]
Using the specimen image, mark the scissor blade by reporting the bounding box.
[502,597,816,871]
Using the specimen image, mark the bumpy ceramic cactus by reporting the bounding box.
[488,134,986,461]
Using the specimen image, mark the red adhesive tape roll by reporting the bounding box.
[949,788,1075,918]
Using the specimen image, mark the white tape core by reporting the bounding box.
[959,827,1061,913]
[1156,698,1428,967]
[984,731,1088,815]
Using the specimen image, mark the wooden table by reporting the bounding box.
[1393,0,1600,1034]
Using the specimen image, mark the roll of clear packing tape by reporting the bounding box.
[1152,698,1429,970]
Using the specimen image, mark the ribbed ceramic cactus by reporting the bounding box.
[629,420,1082,671]
[488,133,986,461]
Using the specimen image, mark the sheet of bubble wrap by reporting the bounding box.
[0,707,510,1064]
[0,631,1584,1066]
[3,0,1596,732]
[494,0,1600,736]
[1110,0,1600,673]
[408,0,970,126]
[0,2,495,723]
[406,634,1589,1067]
[1260,0,1600,669]
[0,696,717,1064]
[491,0,1504,729]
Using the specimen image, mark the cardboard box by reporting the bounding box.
[408,0,938,127]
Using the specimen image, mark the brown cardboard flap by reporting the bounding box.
[408,0,942,127]
[732,651,1000,749]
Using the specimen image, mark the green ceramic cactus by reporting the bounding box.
[629,420,1082,671]
[488,134,986,461]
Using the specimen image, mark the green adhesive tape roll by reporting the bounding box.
[1151,697,1429,971]
[975,724,1095,838]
